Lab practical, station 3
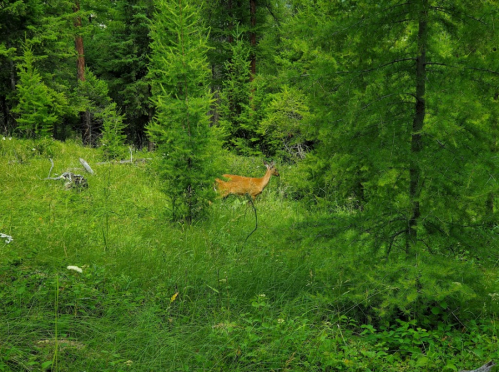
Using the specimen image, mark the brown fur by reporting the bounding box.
[215,161,279,200]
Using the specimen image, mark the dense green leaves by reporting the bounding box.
[86,0,153,146]
[12,47,68,138]
[2,0,499,361]
[0,0,498,284]
[147,0,218,222]
[282,0,499,255]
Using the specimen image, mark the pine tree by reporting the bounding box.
[202,0,285,154]
[86,0,154,147]
[71,68,125,148]
[259,85,313,160]
[281,0,499,255]
[218,36,255,153]
[98,102,127,160]
[12,46,67,138]
[147,0,218,223]
[0,0,74,136]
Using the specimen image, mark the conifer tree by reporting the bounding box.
[218,36,255,153]
[282,0,499,255]
[259,85,312,160]
[0,0,75,136]
[85,0,154,147]
[201,0,285,154]
[12,47,67,138]
[98,102,127,160]
[147,0,217,223]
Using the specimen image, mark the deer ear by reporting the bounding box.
[263,160,268,166]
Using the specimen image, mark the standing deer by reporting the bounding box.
[215,160,279,200]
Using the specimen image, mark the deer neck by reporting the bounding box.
[260,167,273,188]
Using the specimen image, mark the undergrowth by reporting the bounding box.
[1,138,498,371]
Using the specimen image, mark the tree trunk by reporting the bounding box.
[74,2,85,82]
[249,0,256,80]
[8,41,16,92]
[408,0,428,252]
[228,0,233,44]
[9,59,16,92]
[210,65,220,126]
[74,0,91,145]
[148,84,155,152]
[1,96,9,134]
[81,110,92,146]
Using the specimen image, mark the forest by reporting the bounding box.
[1,0,499,370]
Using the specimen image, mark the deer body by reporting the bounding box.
[215,161,279,200]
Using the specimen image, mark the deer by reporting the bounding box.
[215,160,279,200]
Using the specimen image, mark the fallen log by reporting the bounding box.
[95,158,151,165]
[459,361,495,372]
[46,171,88,189]
[79,158,94,174]
[45,159,88,189]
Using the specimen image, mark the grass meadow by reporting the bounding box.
[1,138,499,371]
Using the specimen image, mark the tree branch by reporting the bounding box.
[431,6,488,25]
[459,361,496,372]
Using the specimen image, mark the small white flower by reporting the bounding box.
[2,137,5,140]
[0,233,13,244]
[32,148,36,151]
[258,294,266,298]
[277,318,285,324]
[67,265,83,273]
[9,137,12,140]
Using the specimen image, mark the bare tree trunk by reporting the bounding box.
[81,110,92,145]
[249,0,256,80]
[147,84,155,151]
[8,41,16,92]
[210,65,220,126]
[9,60,16,92]
[408,0,428,252]
[1,96,9,134]
[74,2,85,83]
[74,1,91,145]
[228,0,233,44]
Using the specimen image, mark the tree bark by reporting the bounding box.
[74,0,91,145]
[408,0,428,251]
[228,0,233,44]
[1,95,9,134]
[9,59,16,92]
[74,1,85,83]
[249,0,256,80]
[81,110,92,145]
[210,65,220,126]
[8,41,16,92]
[148,84,155,151]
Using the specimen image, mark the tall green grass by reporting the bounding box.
[1,138,498,371]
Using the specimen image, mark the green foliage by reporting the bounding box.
[74,70,111,114]
[218,36,256,154]
[98,103,127,160]
[73,69,126,147]
[1,139,499,371]
[2,0,499,369]
[85,0,153,146]
[259,85,313,160]
[147,0,219,222]
[280,0,499,256]
[12,46,67,138]
[0,0,89,137]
